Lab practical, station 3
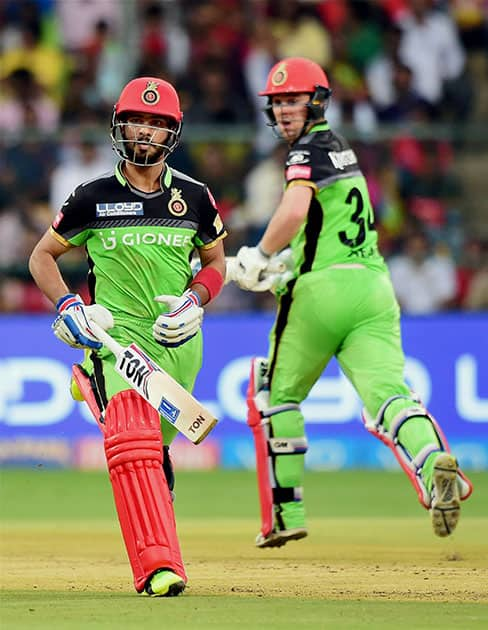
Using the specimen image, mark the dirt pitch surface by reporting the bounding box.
[2,517,487,602]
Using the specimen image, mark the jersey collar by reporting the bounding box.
[115,161,173,191]
[307,122,330,134]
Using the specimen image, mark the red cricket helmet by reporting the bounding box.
[259,58,332,132]
[259,57,330,96]
[115,77,183,122]
[111,77,183,166]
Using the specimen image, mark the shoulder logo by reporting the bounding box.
[285,165,312,181]
[168,188,188,216]
[286,150,310,166]
[141,80,160,106]
[213,214,223,232]
[328,149,357,170]
[271,62,288,87]
[52,210,64,228]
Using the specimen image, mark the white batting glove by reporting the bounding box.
[53,294,114,349]
[234,245,271,291]
[153,289,203,347]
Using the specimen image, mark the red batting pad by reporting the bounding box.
[104,390,186,591]
[247,360,274,537]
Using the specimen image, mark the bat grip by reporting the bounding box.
[89,320,123,355]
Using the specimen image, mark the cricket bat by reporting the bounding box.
[89,320,218,444]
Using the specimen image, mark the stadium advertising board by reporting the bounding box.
[1,314,487,470]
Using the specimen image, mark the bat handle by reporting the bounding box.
[89,320,123,355]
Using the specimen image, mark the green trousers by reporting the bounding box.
[267,267,440,492]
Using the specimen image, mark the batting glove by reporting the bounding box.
[153,289,203,347]
[53,294,114,349]
[234,245,270,291]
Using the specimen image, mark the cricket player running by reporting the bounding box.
[29,77,227,595]
[233,57,473,548]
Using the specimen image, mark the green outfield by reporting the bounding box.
[1,468,487,629]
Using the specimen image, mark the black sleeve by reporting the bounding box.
[285,137,360,187]
[51,184,92,244]
[195,185,227,248]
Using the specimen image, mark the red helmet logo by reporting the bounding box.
[141,80,161,106]
[260,57,329,96]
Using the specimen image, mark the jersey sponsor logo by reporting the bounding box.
[52,210,64,229]
[285,165,312,181]
[328,149,357,170]
[98,230,193,250]
[286,150,310,166]
[168,188,188,216]
[96,202,144,217]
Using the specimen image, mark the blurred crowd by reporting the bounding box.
[1,0,488,314]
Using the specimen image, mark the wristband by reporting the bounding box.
[56,293,81,313]
[187,289,202,307]
[190,266,224,302]
[257,243,271,259]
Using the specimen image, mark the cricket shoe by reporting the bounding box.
[430,453,461,538]
[256,527,308,548]
[145,569,186,597]
[256,500,307,548]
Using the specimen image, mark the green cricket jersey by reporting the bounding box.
[51,161,227,323]
[283,122,387,274]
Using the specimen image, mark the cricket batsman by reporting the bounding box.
[233,57,473,548]
[29,76,227,595]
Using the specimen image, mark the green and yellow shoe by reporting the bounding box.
[145,569,186,597]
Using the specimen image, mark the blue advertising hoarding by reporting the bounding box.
[1,313,487,470]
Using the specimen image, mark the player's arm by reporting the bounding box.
[29,228,72,306]
[191,238,226,305]
[29,229,113,349]
[259,183,314,256]
[234,183,313,290]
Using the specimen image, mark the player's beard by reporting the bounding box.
[129,141,166,165]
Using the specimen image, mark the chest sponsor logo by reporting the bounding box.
[96,202,144,217]
[285,165,312,181]
[286,150,310,166]
[98,230,192,250]
[328,149,357,170]
[168,188,188,216]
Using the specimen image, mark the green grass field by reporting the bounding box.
[1,468,487,629]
